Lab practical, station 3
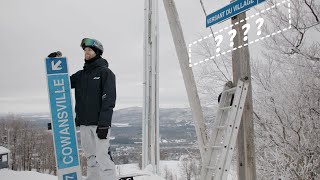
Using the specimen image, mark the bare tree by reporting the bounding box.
[37,131,56,174]
[1,114,57,174]
[163,165,174,180]
[180,159,192,180]
[179,155,201,180]
[251,0,320,179]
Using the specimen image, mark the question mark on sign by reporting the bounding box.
[228,29,237,47]
[256,18,264,36]
[242,24,250,42]
[215,35,223,53]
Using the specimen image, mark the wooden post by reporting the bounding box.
[231,12,257,180]
[163,0,208,162]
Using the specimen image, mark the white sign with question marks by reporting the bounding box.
[188,0,292,67]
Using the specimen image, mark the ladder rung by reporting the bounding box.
[223,87,237,93]
[212,146,223,149]
[215,126,226,130]
[219,106,232,110]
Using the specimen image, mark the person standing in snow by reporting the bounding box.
[49,38,117,180]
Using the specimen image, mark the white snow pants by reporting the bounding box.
[80,125,116,180]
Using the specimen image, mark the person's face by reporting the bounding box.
[84,47,96,60]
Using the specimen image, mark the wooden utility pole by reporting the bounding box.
[231,12,257,180]
[163,0,208,162]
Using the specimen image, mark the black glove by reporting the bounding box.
[48,51,62,58]
[96,126,109,139]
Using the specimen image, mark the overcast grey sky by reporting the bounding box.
[0,0,229,113]
[0,0,279,113]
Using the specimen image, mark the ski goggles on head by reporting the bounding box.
[80,38,95,48]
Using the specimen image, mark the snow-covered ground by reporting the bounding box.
[0,161,236,180]
[0,169,57,180]
[0,162,177,180]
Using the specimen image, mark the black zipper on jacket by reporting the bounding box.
[82,71,90,125]
[85,72,91,125]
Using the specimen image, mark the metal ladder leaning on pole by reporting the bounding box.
[200,77,249,180]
